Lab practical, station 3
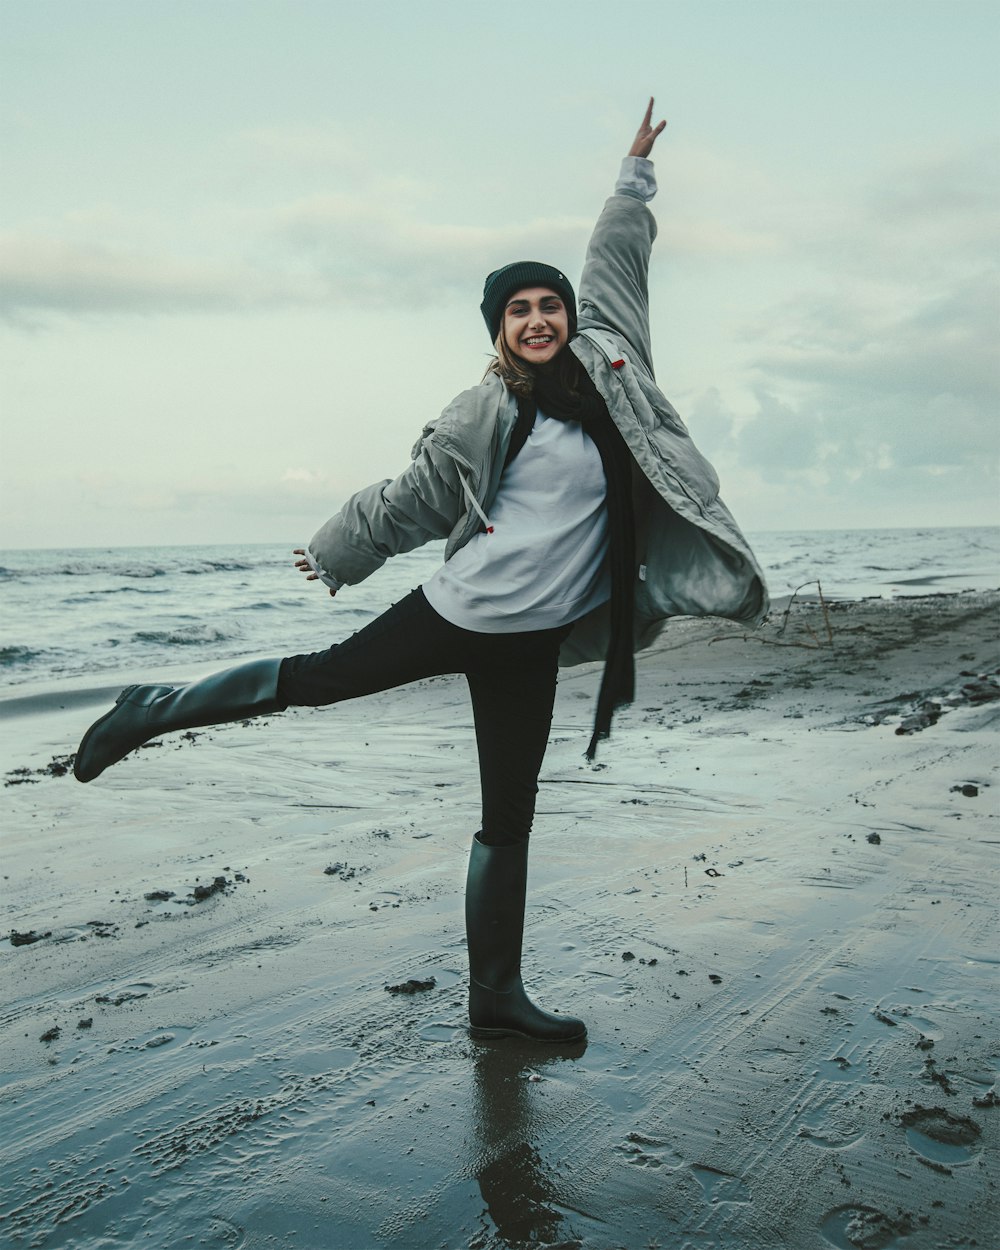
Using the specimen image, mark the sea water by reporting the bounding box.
[1,527,997,695]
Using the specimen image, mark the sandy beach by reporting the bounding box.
[1,589,997,1249]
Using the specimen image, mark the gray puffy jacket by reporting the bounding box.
[308,187,769,665]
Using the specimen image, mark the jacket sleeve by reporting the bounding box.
[307,433,465,587]
[576,190,658,376]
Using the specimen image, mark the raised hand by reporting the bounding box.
[628,97,667,159]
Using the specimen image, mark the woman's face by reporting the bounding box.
[503,287,569,365]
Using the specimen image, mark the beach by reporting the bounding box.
[1,588,997,1249]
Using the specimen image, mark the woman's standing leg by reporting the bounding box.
[463,627,586,1042]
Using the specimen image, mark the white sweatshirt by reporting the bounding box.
[422,409,610,632]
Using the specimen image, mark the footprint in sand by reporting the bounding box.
[900,1106,982,1168]
[797,1107,864,1150]
[615,1131,684,1170]
[817,1054,861,1082]
[201,1215,246,1247]
[820,1204,914,1249]
[94,982,154,1007]
[418,1022,462,1042]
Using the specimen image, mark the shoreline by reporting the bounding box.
[1,583,997,719]
[1,589,997,1248]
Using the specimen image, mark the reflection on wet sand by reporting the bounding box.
[471,1040,587,1246]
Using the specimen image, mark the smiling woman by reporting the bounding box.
[74,100,768,1047]
[478,262,577,390]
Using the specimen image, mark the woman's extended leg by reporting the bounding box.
[463,628,586,1042]
[74,659,285,783]
[277,587,460,708]
[75,589,462,783]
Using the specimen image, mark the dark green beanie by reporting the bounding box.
[480,261,577,342]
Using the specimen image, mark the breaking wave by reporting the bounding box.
[132,625,234,647]
[0,645,44,668]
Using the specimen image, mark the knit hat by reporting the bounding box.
[480,261,577,342]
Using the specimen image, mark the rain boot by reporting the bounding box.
[465,833,586,1042]
[74,658,285,783]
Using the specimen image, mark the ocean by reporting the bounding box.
[1,527,997,696]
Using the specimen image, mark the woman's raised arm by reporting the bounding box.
[575,98,666,374]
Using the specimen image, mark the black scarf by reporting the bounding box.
[506,353,635,759]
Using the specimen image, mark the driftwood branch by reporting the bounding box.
[710,579,835,650]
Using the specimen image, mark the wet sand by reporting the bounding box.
[1,590,997,1249]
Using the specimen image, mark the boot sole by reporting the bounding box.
[469,1024,587,1042]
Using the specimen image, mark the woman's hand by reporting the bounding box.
[293,548,337,597]
[628,97,666,159]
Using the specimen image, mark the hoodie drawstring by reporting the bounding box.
[458,470,493,534]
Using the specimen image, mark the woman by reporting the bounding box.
[74,101,768,1044]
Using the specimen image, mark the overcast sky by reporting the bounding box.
[1,0,997,550]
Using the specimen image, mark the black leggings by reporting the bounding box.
[278,588,571,844]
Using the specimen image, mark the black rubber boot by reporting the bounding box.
[465,834,586,1042]
[73,658,285,783]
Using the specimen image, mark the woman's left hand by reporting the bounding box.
[292,548,318,579]
[293,548,337,596]
[628,97,666,159]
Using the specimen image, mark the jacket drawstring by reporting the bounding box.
[458,470,493,534]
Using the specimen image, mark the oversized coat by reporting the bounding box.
[308,184,769,666]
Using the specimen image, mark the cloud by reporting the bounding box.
[0,133,806,323]
[728,363,996,497]
[649,141,784,259]
[239,122,359,168]
[0,131,788,325]
[52,466,349,525]
[269,193,593,303]
[0,232,319,320]
[719,142,1000,507]
[750,270,998,409]
[735,390,825,480]
[688,266,997,524]
[0,199,592,320]
[863,142,1000,257]
[687,380,995,532]
[684,388,735,458]
[776,143,999,285]
[656,219,778,258]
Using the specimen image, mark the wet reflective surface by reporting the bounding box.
[3,590,998,1247]
[471,1041,588,1247]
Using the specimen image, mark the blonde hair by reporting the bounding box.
[483,329,535,396]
